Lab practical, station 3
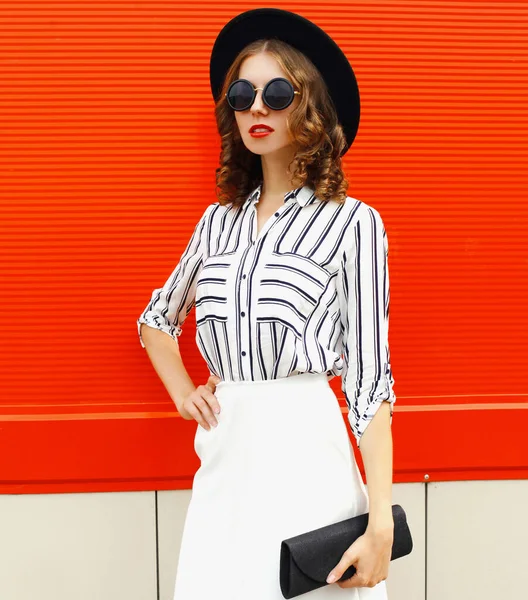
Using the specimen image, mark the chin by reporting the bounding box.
[244,139,287,156]
[246,146,275,157]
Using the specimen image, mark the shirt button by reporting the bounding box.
[241,351,246,356]
[242,274,247,279]
[241,311,245,317]
[274,212,279,217]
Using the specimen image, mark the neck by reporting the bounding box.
[259,145,300,202]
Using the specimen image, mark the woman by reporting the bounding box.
[137,8,396,600]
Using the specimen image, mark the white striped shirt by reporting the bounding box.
[137,184,396,447]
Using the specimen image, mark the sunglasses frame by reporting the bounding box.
[225,77,301,111]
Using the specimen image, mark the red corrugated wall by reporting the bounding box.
[1,1,527,493]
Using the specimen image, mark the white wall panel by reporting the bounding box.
[0,492,157,600]
[428,480,528,600]
[157,490,192,600]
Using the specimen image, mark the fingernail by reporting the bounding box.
[327,573,336,583]
[214,407,220,414]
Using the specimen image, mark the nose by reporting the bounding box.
[250,88,268,115]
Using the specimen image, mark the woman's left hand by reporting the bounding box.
[326,526,394,588]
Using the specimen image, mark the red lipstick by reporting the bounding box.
[249,124,274,138]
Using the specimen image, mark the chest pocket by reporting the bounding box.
[256,251,331,337]
[195,251,239,325]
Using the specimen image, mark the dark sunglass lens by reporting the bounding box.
[227,80,254,110]
[265,79,294,109]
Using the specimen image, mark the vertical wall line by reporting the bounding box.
[425,481,428,600]
[155,491,160,600]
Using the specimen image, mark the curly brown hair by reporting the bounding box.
[213,38,350,208]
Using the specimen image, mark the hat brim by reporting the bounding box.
[209,8,360,155]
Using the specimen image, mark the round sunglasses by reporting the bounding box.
[225,77,301,111]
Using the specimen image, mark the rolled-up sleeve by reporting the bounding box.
[136,204,212,349]
[339,204,396,449]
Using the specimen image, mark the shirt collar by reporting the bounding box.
[246,183,316,208]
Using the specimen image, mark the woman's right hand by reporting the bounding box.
[177,374,223,431]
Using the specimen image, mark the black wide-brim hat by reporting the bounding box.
[209,8,360,156]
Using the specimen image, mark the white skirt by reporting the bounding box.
[173,372,389,600]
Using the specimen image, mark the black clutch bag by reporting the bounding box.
[279,504,413,599]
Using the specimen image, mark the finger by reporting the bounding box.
[338,571,365,589]
[206,375,222,387]
[205,375,223,396]
[203,385,222,415]
[186,402,212,431]
[195,387,221,424]
[326,552,358,584]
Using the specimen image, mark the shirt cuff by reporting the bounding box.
[351,392,396,450]
[136,318,182,349]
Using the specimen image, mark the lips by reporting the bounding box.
[249,124,274,133]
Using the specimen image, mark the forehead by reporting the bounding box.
[238,52,288,84]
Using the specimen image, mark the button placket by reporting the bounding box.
[237,247,254,374]
[243,196,295,374]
